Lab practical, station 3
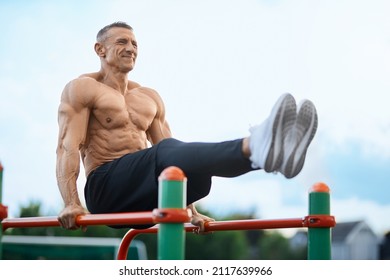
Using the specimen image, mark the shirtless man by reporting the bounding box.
[56,22,318,231]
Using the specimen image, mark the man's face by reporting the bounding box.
[100,27,138,73]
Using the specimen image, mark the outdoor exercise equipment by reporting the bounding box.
[0,164,335,260]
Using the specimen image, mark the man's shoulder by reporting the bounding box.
[66,74,99,88]
[61,75,100,105]
[78,72,100,80]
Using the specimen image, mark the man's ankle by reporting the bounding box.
[242,137,251,158]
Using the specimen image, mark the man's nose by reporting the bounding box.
[125,44,136,54]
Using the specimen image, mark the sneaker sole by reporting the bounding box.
[263,93,297,172]
[282,100,318,178]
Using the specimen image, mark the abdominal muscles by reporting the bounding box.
[82,125,148,176]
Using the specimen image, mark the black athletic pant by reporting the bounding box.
[84,138,255,228]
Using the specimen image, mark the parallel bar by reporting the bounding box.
[1,211,155,231]
[76,212,154,227]
[2,216,60,230]
[204,218,305,231]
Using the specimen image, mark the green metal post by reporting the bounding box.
[158,166,187,260]
[308,182,332,260]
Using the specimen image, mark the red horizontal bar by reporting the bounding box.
[1,209,193,232]
[1,212,155,231]
[77,212,154,227]
[204,218,305,231]
[2,216,60,230]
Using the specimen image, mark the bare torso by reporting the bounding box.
[83,75,153,175]
[57,72,170,177]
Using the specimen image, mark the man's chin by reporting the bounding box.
[121,65,135,73]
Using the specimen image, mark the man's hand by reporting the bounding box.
[191,211,215,234]
[58,204,88,230]
[187,204,215,234]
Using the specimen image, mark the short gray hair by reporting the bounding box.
[96,22,133,42]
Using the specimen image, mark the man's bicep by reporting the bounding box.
[57,101,90,149]
[57,80,93,148]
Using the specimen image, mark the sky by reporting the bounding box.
[1,0,389,238]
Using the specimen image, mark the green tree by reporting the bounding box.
[258,230,306,260]
[8,201,49,236]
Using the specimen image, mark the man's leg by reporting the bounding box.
[155,93,318,178]
[155,138,253,178]
[155,138,254,204]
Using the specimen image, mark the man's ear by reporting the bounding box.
[94,42,105,57]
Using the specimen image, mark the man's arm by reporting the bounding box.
[56,79,92,229]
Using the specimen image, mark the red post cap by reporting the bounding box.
[159,166,186,181]
[0,162,3,171]
[310,182,330,193]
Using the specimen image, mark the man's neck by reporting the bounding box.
[99,69,129,94]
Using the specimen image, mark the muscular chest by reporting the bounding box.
[92,91,157,131]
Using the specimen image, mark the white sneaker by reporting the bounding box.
[249,93,297,172]
[279,99,318,178]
